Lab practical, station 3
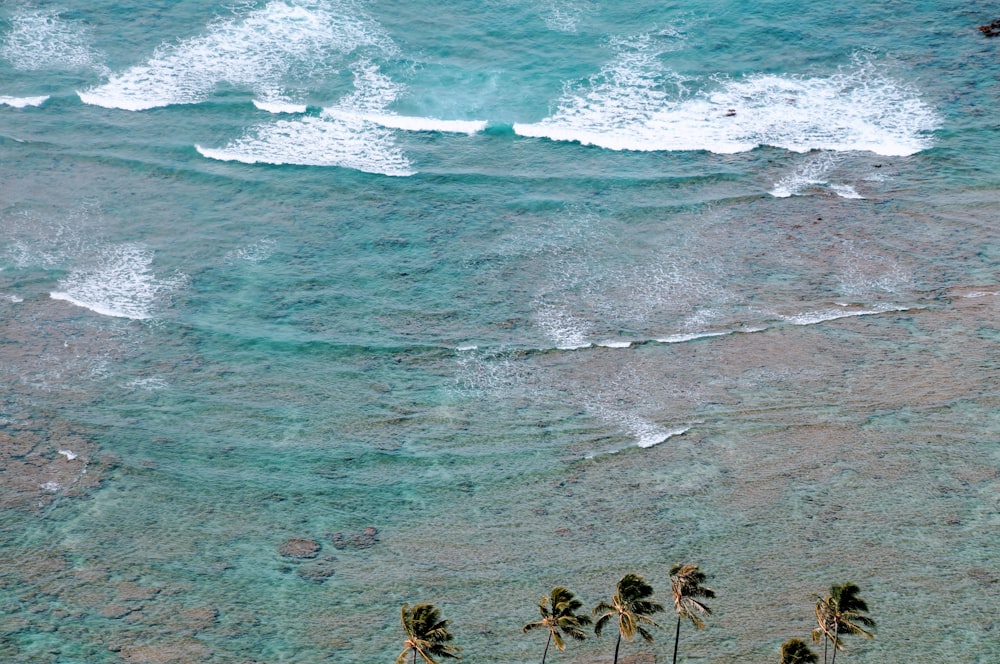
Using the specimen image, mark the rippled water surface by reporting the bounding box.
[1,1,998,662]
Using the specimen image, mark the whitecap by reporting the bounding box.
[516,49,939,157]
[830,184,864,199]
[585,410,691,457]
[50,243,186,320]
[770,152,839,197]
[770,153,868,198]
[253,98,308,114]
[780,303,907,326]
[0,95,49,108]
[198,60,414,175]
[39,481,61,492]
[196,111,413,175]
[595,339,633,348]
[654,330,731,343]
[58,450,79,461]
[79,0,394,110]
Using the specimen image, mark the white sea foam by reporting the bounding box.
[654,330,731,344]
[595,339,633,348]
[770,152,837,197]
[325,109,486,135]
[0,9,106,73]
[253,98,308,114]
[516,49,939,156]
[123,377,169,391]
[0,95,49,108]
[829,184,864,199]
[225,238,277,264]
[39,481,62,492]
[79,0,393,110]
[780,303,907,326]
[535,305,592,350]
[585,407,690,457]
[770,153,866,198]
[196,109,413,174]
[50,244,186,320]
[58,449,78,461]
[837,244,911,296]
[541,0,593,33]
[198,60,414,175]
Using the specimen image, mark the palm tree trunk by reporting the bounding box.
[541,631,552,664]
[830,635,839,664]
[823,636,828,664]
[613,632,622,664]
[673,616,681,664]
[412,649,416,664]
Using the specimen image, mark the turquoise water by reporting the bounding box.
[1,1,998,662]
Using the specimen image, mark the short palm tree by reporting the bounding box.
[668,563,715,664]
[397,603,462,664]
[781,638,819,664]
[811,583,875,664]
[522,586,592,663]
[593,573,664,664]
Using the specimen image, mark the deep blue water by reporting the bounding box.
[1,1,999,662]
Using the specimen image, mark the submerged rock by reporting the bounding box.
[279,538,320,559]
[296,558,336,583]
[329,526,379,550]
[979,19,1000,36]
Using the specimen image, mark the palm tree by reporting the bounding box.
[668,563,715,664]
[593,573,664,664]
[522,586,592,663]
[781,638,819,664]
[397,603,462,664]
[811,583,875,664]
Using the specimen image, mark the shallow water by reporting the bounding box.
[1,1,998,662]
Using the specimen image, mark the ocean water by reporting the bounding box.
[1,1,998,662]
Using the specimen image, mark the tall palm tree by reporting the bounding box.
[522,586,592,664]
[668,563,715,664]
[397,603,462,664]
[593,573,664,664]
[781,638,819,664]
[811,583,875,664]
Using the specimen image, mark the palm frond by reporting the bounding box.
[593,611,613,636]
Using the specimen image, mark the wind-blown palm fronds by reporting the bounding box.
[522,586,592,663]
[397,603,462,664]
[669,563,715,664]
[593,573,664,664]
[811,583,875,664]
